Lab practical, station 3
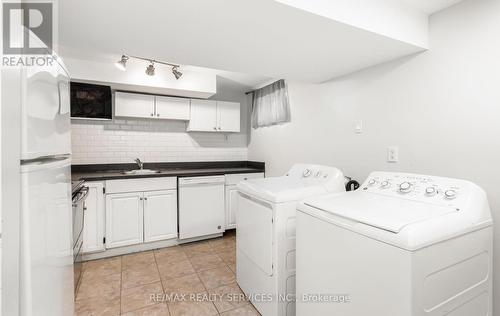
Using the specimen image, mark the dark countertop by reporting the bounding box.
[72,161,265,182]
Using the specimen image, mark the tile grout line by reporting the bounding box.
[194,244,222,315]
[210,238,238,315]
[153,249,172,316]
[120,252,164,315]
[119,256,123,315]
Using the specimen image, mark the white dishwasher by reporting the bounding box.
[178,176,226,240]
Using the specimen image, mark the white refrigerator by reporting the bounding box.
[17,56,74,315]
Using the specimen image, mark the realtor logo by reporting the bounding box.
[3,2,53,54]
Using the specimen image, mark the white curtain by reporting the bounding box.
[251,79,291,129]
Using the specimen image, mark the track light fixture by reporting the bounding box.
[115,54,183,80]
[145,62,155,76]
[172,66,183,80]
[115,55,129,71]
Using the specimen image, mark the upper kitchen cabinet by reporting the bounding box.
[115,92,155,119]
[154,96,190,120]
[187,100,240,132]
[188,99,218,131]
[217,101,240,132]
[115,92,190,120]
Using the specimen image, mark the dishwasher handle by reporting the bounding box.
[179,176,226,186]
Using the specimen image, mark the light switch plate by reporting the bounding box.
[355,120,363,133]
[387,146,399,163]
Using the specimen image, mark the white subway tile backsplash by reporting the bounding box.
[71,120,248,164]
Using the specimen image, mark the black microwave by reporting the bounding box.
[70,82,112,120]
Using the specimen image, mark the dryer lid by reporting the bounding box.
[237,163,345,203]
[303,193,457,233]
[238,177,330,203]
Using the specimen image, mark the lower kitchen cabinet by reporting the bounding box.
[105,192,144,248]
[104,177,178,249]
[143,190,178,242]
[225,186,239,229]
[82,182,105,253]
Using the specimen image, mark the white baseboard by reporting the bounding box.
[82,233,224,261]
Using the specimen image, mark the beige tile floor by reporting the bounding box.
[75,230,260,316]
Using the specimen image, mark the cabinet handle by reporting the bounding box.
[157,113,160,117]
[218,127,221,130]
[213,127,217,130]
[144,197,148,200]
[150,113,154,117]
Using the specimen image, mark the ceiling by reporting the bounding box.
[58,0,464,85]
[399,0,466,14]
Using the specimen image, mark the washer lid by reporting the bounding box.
[237,177,330,203]
[304,193,457,233]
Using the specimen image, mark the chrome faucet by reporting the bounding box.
[134,158,144,169]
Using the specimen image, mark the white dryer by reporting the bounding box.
[236,164,345,316]
[296,171,493,316]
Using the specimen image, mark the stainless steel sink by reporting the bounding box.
[123,169,161,175]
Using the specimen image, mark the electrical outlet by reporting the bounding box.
[387,146,399,163]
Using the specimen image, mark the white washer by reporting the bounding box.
[236,164,345,316]
[296,171,493,316]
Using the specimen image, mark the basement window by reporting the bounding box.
[251,79,291,128]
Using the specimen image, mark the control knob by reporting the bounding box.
[380,180,390,188]
[368,179,377,186]
[303,169,312,178]
[444,189,457,200]
[399,182,413,193]
[425,187,437,196]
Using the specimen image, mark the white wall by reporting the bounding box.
[248,0,500,313]
[72,77,250,165]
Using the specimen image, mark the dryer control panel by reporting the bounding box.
[285,163,346,192]
[286,163,340,181]
[361,171,478,209]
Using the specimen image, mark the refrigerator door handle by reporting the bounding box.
[57,80,62,114]
[57,80,70,115]
[21,154,71,165]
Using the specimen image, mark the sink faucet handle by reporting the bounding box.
[134,158,144,169]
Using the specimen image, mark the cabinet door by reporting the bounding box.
[155,96,190,120]
[105,192,144,248]
[82,182,105,253]
[115,92,155,118]
[187,99,217,132]
[217,101,240,132]
[143,190,178,242]
[225,185,239,229]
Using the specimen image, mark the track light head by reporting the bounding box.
[172,67,183,80]
[115,55,128,71]
[145,62,155,76]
